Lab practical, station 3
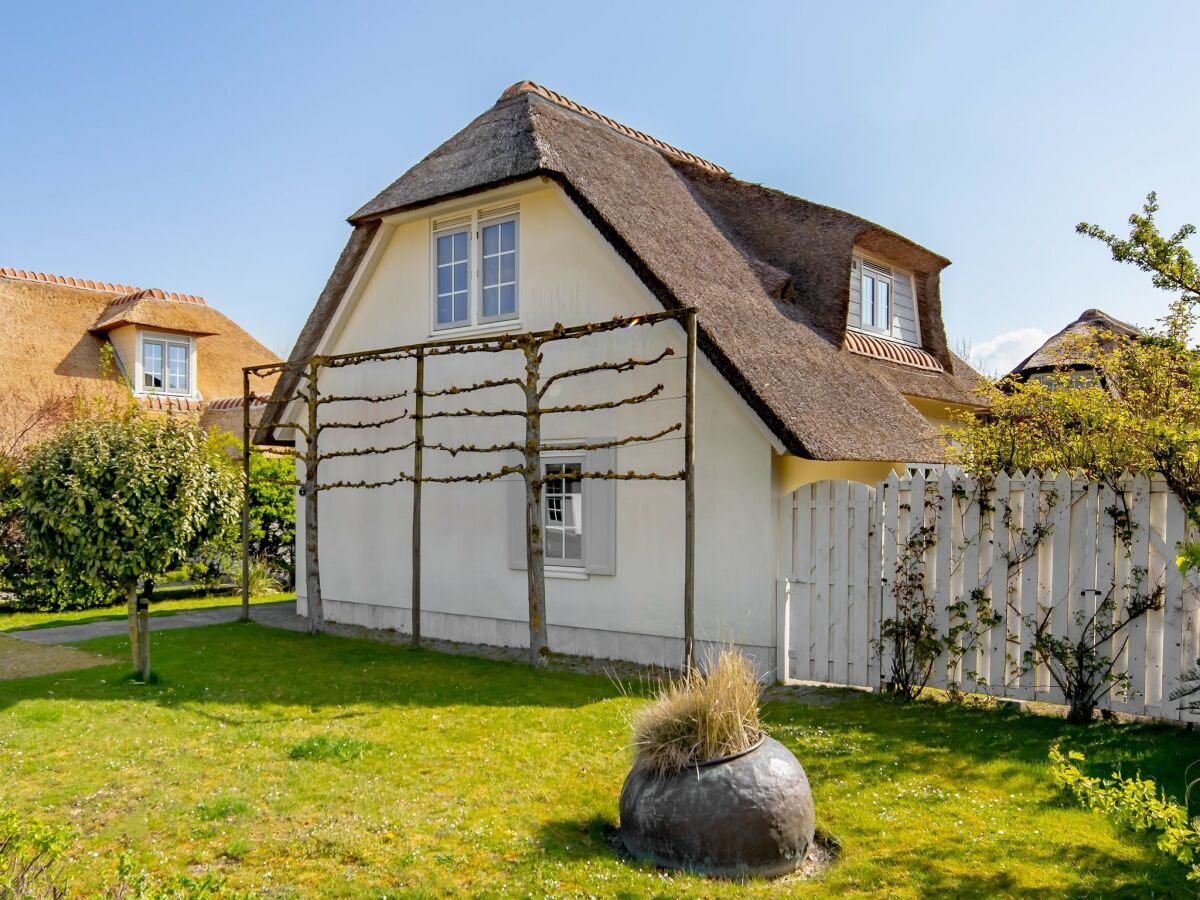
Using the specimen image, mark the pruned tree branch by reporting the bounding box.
[539,348,675,397]
[542,384,664,414]
[316,391,409,405]
[422,377,523,398]
[542,424,682,453]
[318,441,417,460]
[317,412,409,432]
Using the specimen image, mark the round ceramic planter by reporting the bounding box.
[618,735,815,878]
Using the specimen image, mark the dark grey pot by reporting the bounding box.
[618,736,815,878]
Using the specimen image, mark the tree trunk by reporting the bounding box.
[138,579,151,682]
[304,362,324,635]
[523,340,548,667]
[126,583,141,676]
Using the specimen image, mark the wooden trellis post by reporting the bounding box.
[684,308,697,670]
[241,368,252,623]
[303,359,324,634]
[411,349,424,645]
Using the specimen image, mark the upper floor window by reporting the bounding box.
[850,255,921,347]
[432,209,519,331]
[435,230,470,328]
[141,333,192,395]
[861,262,892,332]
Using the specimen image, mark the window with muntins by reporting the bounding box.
[543,459,584,566]
[435,229,470,329]
[432,210,519,331]
[141,335,192,395]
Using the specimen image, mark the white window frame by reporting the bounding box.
[139,331,195,397]
[431,225,472,331]
[860,260,893,335]
[429,209,520,335]
[542,454,585,569]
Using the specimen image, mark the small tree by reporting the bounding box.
[952,192,1197,719]
[20,410,239,680]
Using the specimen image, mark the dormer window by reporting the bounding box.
[850,255,921,347]
[861,263,892,332]
[139,332,194,396]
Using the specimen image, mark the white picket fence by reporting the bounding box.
[784,471,1200,723]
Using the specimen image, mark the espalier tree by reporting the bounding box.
[20,410,239,680]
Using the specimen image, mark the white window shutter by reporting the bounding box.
[584,442,616,575]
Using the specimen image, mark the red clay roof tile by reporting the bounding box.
[0,267,206,306]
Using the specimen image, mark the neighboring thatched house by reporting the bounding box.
[258,81,983,672]
[0,267,280,445]
[1008,308,1140,385]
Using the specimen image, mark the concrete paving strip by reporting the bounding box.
[6,602,296,645]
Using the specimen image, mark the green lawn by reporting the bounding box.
[0,592,292,632]
[2,624,1198,897]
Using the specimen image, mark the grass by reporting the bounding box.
[631,648,762,776]
[2,624,1200,897]
[0,592,292,633]
[287,735,377,762]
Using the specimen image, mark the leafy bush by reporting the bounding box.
[630,649,762,778]
[287,735,376,762]
[1049,743,1200,881]
[0,807,72,899]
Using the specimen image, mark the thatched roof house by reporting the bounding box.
[0,267,280,439]
[262,81,983,465]
[1008,308,1140,382]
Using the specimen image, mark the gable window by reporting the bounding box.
[431,208,519,332]
[543,459,584,566]
[861,262,892,333]
[435,229,470,329]
[141,333,192,395]
[480,218,518,322]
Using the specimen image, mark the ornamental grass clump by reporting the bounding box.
[631,649,763,778]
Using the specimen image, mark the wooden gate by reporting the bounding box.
[785,480,879,688]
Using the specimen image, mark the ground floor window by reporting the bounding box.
[543,458,584,566]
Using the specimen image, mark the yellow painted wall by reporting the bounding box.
[772,454,902,496]
[106,324,138,385]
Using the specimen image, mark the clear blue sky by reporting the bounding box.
[2,1,1196,373]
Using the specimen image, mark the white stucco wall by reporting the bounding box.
[295,180,778,669]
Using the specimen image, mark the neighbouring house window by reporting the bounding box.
[861,263,892,333]
[434,229,470,329]
[143,340,164,390]
[543,459,584,566]
[141,334,192,395]
[432,210,519,331]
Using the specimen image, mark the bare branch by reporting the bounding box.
[315,474,414,491]
[540,469,685,484]
[425,440,524,456]
[316,391,409,405]
[422,377,523,398]
[542,384,664,415]
[539,348,675,397]
[421,406,526,420]
[542,424,682,452]
[318,441,417,460]
[318,412,409,432]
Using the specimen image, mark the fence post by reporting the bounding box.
[411,349,424,646]
[240,368,251,623]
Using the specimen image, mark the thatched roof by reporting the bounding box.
[1009,309,1140,378]
[0,269,280,434]
[265,81,982,461]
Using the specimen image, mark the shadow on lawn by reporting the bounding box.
[0,622,626,714]
[761,694,1200,802]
